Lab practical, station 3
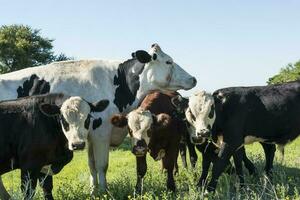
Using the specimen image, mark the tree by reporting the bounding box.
[0,24,71,74]
[268,60,300,84]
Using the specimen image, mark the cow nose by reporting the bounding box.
[72,141,85,150]
[199,129,210,138]
[191,77,197,87]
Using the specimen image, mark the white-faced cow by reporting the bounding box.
[173,84,300,192]
[0,93,109,200]
[111,91,185,192]
[0,44,196,194]
[172,94,258,187]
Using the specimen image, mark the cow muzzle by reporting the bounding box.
[71,141,86,150]
[197,129,211,138]
[132,140,147,157]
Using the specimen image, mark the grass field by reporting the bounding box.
[2,137,300,200]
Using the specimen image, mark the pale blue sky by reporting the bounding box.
[1,0,300,94]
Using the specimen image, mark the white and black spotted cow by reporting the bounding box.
[0,44,196,194]
[0,93,109,200]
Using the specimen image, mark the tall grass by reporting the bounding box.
[2,138,300,199]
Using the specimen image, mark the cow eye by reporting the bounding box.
[166,61,172,65]
[189,110,196,121]
[61,116,69,132]
[208,105,215,119]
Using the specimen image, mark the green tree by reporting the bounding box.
[268,60,300,84]
[0,24,71,74]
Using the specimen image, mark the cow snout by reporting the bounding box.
[132,140,147,157]
[198,129,210,138]
[71,141,85,150]
[191,77,197,87]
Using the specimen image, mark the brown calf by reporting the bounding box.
[111,91,186,192]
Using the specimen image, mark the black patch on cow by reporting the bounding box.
[17,74,50,98]
[113,59,145,112]
[61,116,70,132]
[208,104,215,119]
[84,114,91,130]
[92,118,102,130]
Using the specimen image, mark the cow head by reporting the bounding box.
[111,108,171,159]
[172,91,215,144]
[39,97,109,150]
[133,44,197,92]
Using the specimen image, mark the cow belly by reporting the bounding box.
[110,126,128,147]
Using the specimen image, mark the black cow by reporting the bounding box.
[0,93,109,199]
[173,80,300,192]
[172,97,258,186]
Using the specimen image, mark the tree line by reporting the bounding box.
[0,24,299,84]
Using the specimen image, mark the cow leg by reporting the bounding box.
[197,153,212,187]
[38,173,54,200]
[241,147,257,175]
[135,155,147,194]
[92,135,110,192]
[261,143,276,176]
[21,169,39,200]
[179,142,187,168]
[88,141,99,195]
[207,142,235,192]
[232,148,245,187]
[187,139,198,168]
[162,152,176,191]
[0,176,10,200]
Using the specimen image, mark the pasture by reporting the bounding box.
[2,137,300,200]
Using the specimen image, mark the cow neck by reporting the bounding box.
[113,58,145,112]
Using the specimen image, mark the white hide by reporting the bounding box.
[127,108,153,146]
[186,91,216,138]
[0,44,195,192]
[60,96,91,150]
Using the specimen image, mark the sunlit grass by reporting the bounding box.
[2,137,300,199]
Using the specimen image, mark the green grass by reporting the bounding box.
[2,137,300,200]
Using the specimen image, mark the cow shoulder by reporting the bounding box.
[113,59,145,112]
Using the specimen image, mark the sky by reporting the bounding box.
[1,0,300,94]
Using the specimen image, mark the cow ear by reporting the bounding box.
[171,95,188,112]
[153,113,172,130]
[133,50,152,63]
[39,103,60,117]
[111,114,128,128]
[89,99,109,112]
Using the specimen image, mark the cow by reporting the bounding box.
[0,44,196,194]
[0,93,109,200]
[172,83,299,192]
[172,95,258,187]
[111,91,186,192]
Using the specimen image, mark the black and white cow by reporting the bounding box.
[0,44,196,194]
[172,95,258,187]
[0,93,109,200]
[173,81,300,192]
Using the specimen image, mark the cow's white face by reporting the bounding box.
[40,96,109,151]
[110,108,172,157]
[139,44,197,92]
[60,97,91,150]
[127,108,153,148]
[186,91,215,144]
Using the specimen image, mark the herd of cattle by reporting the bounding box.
[0,44,299,199]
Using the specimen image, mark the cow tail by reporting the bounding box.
[0,176,10,200]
